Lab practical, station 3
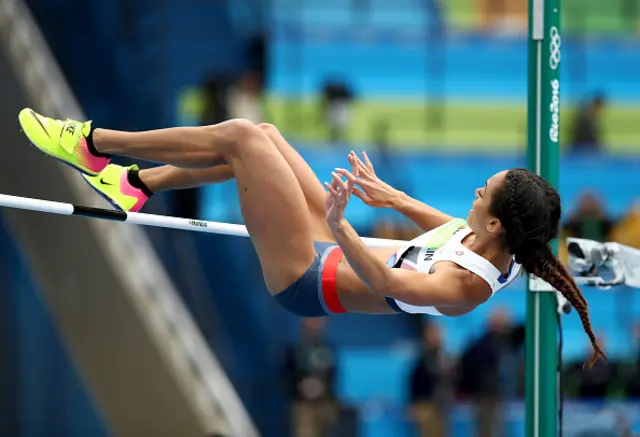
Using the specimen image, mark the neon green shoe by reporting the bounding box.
[18,108,110,176]
[82,164,150,212]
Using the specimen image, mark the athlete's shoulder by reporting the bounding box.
[411,218,469,248]
[442,217,469,229]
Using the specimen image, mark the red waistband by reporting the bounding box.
[321,247,348,314]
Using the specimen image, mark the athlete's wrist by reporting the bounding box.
[329,218,349,234]
[390,190,409,210]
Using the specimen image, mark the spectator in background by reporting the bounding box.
[564,192,615,243]
[409,321,452,437]
[568,94,607,153]
[370,118,416,206]
[171,74,232,218]
[458,308,516,437]
[201,75,231,127]
[228,70,263,124]
[624,322,640,398]
[564,335,617,399]
[372,219,421,245]
[283,318,338,437]
[320,80,354,144]
[476,0,528,35]
[610,200,640,248]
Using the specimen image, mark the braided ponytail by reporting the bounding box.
[491,168,607,368]
[516,243,607,368]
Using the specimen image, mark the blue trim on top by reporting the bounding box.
[497,259,516,284]
[385,297,405,313]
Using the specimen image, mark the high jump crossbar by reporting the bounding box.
[0,193,407,248]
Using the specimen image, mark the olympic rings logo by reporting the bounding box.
[549,26,561,70]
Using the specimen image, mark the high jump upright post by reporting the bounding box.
[526,0,561,435]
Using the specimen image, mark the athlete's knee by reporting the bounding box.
[222,118,261,141]
[203,118,264,152]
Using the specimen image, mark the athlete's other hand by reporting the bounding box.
[324,158,359,230]
[334,151,401,208]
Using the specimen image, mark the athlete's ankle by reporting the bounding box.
[127,168,154,197]
[85,128,111,159]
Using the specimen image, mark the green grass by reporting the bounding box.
[442,0,476,31]
[264,96,640,153]
[561,0,640,36]
[441,0,640,35]
[176,88,640,152]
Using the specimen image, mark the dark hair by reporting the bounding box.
[490,168,607,367]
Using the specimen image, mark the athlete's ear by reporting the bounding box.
[487,218,502,234]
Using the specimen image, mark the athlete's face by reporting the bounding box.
[467,170,508,236]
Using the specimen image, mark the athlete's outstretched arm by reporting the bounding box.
[326,167,484,307]
[337,152,452,231]
[330,216,489,307]
[390,191,454,231]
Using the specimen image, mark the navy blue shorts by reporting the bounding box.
[274,241,341,317]
[274,241,404,317]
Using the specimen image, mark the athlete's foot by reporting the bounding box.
[82,164,152,212]
[18,108,110,176]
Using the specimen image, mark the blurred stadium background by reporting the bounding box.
[0,0,639,436]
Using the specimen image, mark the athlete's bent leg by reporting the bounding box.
[136,123,333,241]
[93,119,318,293]
[257,124,333,241]
[140,165,234,192]
[92,121,238,168]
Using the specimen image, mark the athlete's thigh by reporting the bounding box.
[224,123,317,293]
[258,123,333,241]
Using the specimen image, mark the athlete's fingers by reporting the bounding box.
[336,169,357,196]
[324,181,339,198]
[335,168,357,183]
[352,154,372,178]
[362,151,376,175]
[330,174,340,190]
[324,190,334,208]
[324,181,337,196]
[348,154,360,179]
[360,162,375,181]
[352,187,372,203]
[331,172,349,193]
[351,186,364,199]
[350,166,358,189]
[348,152,357,168]
[352,178,373,193]
[348,151,367,171]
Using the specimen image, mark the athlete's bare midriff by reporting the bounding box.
[334,246,478,316]
[333,247,398,314]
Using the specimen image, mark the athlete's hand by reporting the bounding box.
[334,151,401,209]
[324,159,359,230]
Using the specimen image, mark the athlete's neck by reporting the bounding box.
[463,232,513,275]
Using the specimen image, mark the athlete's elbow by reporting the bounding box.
[368,271,397,297]
[381,278,424,305]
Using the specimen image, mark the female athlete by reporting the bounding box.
[18,110,606,365]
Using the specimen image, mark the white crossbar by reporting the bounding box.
[0,193,408,248]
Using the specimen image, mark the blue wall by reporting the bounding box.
[267,0,640,102]
[269,30,640,102]
[0,216,108,437]
[26,0,249,130]
[202,150,640,226]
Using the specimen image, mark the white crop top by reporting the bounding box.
[386,219,521,316]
